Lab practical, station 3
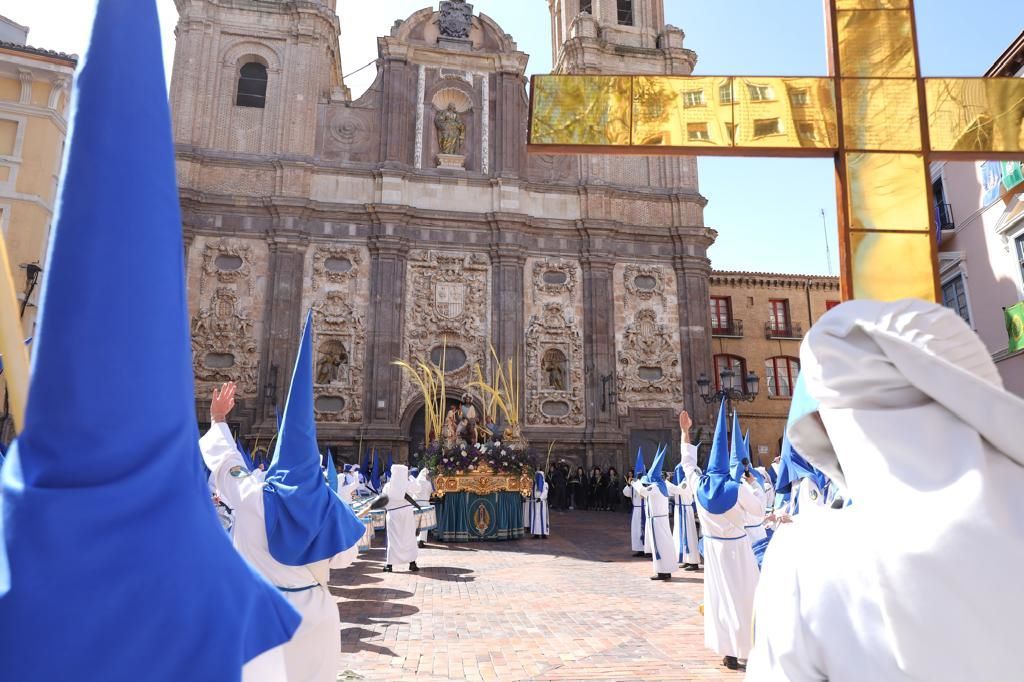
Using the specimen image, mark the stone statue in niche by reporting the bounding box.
[437,0,473,39]
[435,103,466,155]
[542,348,567,391]
[315,339,348,385]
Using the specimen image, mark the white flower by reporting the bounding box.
[494,441,501,447]
[469,465,475,470]
[501,449,507,455]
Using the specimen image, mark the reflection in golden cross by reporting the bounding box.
[527,0,1024,302]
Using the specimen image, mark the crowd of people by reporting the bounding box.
[544,463,627,511]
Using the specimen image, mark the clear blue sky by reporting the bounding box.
[340,1,1022,277]
[12,1,1021,274]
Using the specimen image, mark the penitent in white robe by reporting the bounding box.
[681,443,761,660]
[672,480,700,565]
[623,484,645,553]
[527,480,549,536]
[382,468,419,566]
[632,481,678,576]
[201,423,358,682]
[741,479,768,546]
[337,473,359,503]
[413,470,433,544]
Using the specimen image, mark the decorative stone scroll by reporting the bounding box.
[191,286,259,394]
[311,290,366,423]
[616,308,683,405]
[524,303,584,426]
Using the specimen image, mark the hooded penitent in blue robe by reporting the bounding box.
[262,311,366,567]
[0,2,300,678]
[696,400,741,515]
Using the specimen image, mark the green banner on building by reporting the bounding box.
[1001,161,1024,193]
[1005,302,1024,353]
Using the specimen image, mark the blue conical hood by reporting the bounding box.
[0,2,299,677]
[263,311,366,566]
[696,400,740,514]
[672,462,685,486]
[370,450,381,492]
[386,451,393,479]
[325,449,339,493]
[642,445,668,496]
[634,447,646,478]
[236,438,254,472]
[775,434,823,495]
[729,409,746,482]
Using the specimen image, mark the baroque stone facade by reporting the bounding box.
[172,0,716,472]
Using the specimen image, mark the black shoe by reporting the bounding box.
[418,541,426,549]
[649,573,671,581]
[632,551,645,557]
[644,553,652,558]
[533,534,540,539]
[383,565,393,573]
[409,562,420,572]
[684,563,699,572]
[722,656,739,671]
[541,534,548,540]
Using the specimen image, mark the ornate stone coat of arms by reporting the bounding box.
[437,0,473,39]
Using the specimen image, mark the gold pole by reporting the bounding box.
[0,232,29,433]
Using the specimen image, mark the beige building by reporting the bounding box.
[0,16,75,335]
[936,30,1024,396]
[708,271,840,467]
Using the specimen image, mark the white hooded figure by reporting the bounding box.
[623,455,647,556]
[410,467,433,546]
[631,446,680,580]
[382,464,421,572]
[671,462,700,569]
[337,464,359,502]
[747,300,1024,682]
[528,472,549,538]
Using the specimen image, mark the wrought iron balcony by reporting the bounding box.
[711,318,744,338]
[935,202,955,231]
[765,321,804,340]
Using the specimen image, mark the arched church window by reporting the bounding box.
[236,62,268,108]
[617,0,634,26]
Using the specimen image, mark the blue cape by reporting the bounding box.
[696,400,740,514]
[672,462,685,486]
[0,2,300,677]
[370,450,382,492]
[263,311,366,566]
[535,471,545,493]
[774,435,827,495]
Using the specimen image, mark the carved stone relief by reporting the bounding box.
[614,264,684,414]
[525,303,584,426]
[306,244,368,423]
[401,250,491,414]
[437,0,473,39]
[312,291,366,423]
[191,238,263,396]
[191,286,259,394]
[525,258,584,426]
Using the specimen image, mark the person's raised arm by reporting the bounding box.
[679,410,699,478]
[199,382,250,510]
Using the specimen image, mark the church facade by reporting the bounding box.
[171,0,716,472]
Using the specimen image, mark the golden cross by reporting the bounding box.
[527,0,1024,302]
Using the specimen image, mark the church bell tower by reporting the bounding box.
[548,0,696,75]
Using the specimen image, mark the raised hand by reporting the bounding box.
[678,410,693,436]
[210,382,237,424]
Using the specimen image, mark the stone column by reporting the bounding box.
[580,250,619,467]
[378,58,416,166]
[257,239,308,424]
[362,233,409,438]
[493,71,527,177]
[674,253,713,429]
[488,238,526,418]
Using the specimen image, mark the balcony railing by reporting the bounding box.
[765,321,804,340]
[711,318,744,338]
[935,202,955,231]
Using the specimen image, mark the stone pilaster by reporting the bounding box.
[673,253,714,429]
[580,249,619,466]
[363,233,409,436]
[258,240,308,424]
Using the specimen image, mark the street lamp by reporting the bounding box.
[697,367,759,405]
[19,263,42,318]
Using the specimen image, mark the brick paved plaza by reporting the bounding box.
[331,510,742,681]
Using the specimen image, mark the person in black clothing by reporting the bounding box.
[549,463,568,511]
[597,467,611,510]
[607,467,621,511]
[567,466,582,510]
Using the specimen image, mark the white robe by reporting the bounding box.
[382,467,418,565]
[748,300,1024,682]
[623,483,645,552]
[200,423,357,682]
[527,480,549,535]
[412,470,433,543]
[741,479,767,546]
[681,443,761,660]
[632,480,677,575]
[672,480,700,565]
[337,473,359,503]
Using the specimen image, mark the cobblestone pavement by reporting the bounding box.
[331,508,743,682]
